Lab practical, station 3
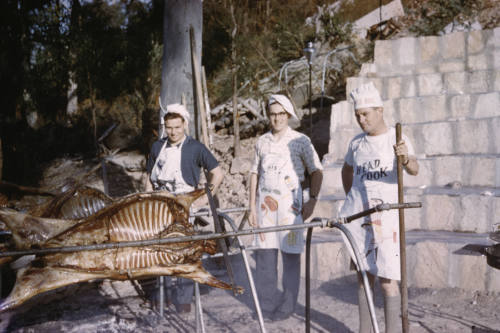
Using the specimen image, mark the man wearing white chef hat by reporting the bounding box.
[340,82,419,333]
[146,101,223,313]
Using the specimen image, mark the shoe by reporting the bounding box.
[176,304,191,313]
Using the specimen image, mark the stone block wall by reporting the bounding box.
[311,28,500,291]
[321,28,500,233]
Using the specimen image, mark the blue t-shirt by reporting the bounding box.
[147,136,218,187]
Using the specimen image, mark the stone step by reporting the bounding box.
[328,114,500,158]
[347,69,500,102]
[301,230,500,292]
[320,154,500,189]
[312,186,500,234]
[367,28,500,77]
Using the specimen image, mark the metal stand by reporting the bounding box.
[195,282,205,333]
[155,208,266,333]
[219,212,266,333]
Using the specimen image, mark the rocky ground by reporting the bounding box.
[0,262,499,333]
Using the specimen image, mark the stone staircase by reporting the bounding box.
[307,28,500,291]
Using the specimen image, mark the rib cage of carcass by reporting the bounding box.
[0,189,240,312]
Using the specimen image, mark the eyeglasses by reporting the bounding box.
[269,112,288,118]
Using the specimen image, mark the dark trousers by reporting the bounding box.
[255,248,301,314]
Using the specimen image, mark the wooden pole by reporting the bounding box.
[229,2,241,157]
[189,26,209,146]
[201,66,213,149]
[396,123,409,333]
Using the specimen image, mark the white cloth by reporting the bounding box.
[340,127,414,280]
[350,82,383,110]
[251,127,323,253]
[158,100,191,131]
[268,94,298,119]
[150,138,195,194]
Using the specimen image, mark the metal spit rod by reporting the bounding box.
[0,202,421,257]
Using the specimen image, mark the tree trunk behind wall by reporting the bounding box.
[161,0,202,138]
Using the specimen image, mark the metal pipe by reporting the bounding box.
[0,203,421,257]
[308,62,313,137]
[332,221,379,333]
[345,202,421,223]
[191,207,248,217]
[320,46,354,94]
[306,219,379,333]
[219,212,266,333]
[305,227,313,333]
[158,276,164,317]
[319,46,351,114]
[195,282,206,333]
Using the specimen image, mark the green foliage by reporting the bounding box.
[409,0,479,35]
[0,0,163,184]
[202,0,329,104]
[318,11,353,48]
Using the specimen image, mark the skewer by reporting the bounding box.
[0,202,421,257]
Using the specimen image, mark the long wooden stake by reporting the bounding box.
[201,66,213,149]
[189,26,209,146]
[396,123,409,333]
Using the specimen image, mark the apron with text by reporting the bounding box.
[340,136,400,280]
[254,144,304,254]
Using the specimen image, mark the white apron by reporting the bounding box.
[340,131,400,280]
[150,139,195,194]
[254,146,304,254]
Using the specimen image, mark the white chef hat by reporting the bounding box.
[159,98,191,124]
[350,82,383,110]
[268,94,298,120]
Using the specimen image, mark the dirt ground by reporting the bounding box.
[0,260,499,333]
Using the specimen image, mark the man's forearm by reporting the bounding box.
[403,156,419,176]
[341,163,353,195]
[309,170,323,198]
[208,166,224,192]
[249,173,258,209]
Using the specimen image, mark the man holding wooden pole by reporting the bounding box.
[340,82,419,333]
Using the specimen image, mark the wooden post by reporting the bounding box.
[201,66,213,149]
[230,2,241,157]
[189,26,209,146]
[396,123,409,333]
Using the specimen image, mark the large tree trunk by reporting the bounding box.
[161,0,202,138]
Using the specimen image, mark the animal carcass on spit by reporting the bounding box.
[0,185,114,266]
[29,185,114,219]
[0,189,241,312]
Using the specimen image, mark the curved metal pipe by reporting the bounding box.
[332,222,379,333]
[305,219,379,333]
[305,227,313,333]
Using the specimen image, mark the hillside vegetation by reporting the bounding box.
[0,0,498,186]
